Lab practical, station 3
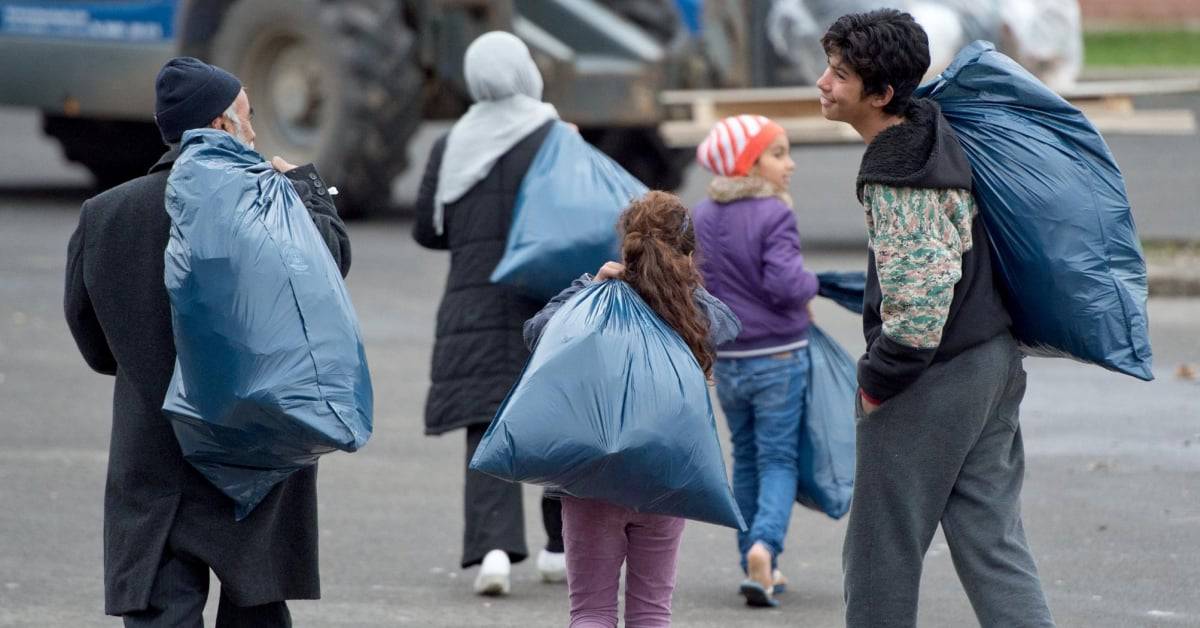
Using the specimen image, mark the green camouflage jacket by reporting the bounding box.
[861,182,975,350]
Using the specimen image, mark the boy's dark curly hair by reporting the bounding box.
[821,9,931,115]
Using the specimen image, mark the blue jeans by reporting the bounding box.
[714,349,809,571]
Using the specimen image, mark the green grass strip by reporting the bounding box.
[1085,31,1200,67]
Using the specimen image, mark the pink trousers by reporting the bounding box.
[561,497,687,628]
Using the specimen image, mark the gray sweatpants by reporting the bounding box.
[843,333,1055,628]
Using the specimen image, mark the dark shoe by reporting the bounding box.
[739,579,779,607]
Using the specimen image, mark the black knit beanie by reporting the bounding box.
[154,57,242,144]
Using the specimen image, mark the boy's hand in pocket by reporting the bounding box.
[860,389,880,415]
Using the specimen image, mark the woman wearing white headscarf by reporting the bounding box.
[413,31,564,597]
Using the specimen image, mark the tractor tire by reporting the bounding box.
[212,0,423,217]
[43,116,166,190]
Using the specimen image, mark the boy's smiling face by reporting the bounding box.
[816,53,871,125]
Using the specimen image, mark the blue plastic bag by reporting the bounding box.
[796,325,857,519]
[163,129,373,520]
[817,271,867,314]
[470,280,745,530]
[490,122,648,302]
[914,41,1152,380]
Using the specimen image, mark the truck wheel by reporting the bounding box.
[43,116,166,190]
[212,0,422,217]
[583,128,691,192]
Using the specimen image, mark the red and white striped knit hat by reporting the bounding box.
[696,115,785,177]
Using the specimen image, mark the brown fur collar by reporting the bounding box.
[706,175,793,208]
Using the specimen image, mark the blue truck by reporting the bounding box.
[0,0,724,215]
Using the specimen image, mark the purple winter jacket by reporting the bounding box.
[692,189,818,354]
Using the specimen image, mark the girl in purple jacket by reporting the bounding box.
[692,115,819,607]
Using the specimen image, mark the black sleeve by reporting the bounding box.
[857,335,937,403]
[522,275,593,350]
[413,134,450,250]
[285,164,352,277]
[63,202,117,375]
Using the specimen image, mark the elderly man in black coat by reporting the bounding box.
[64,57,351,627]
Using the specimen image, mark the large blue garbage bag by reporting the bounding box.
[795,325,857,519]
[914,41,1153,380]
[163,129,373,520]
[817,271,867,314]
[490,122,648,302]
[470,280,745,530]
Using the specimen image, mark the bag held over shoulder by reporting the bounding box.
[163,129,373,520]
[470,280,745,530]
[914,41,1152,380]
[490,122,648,301]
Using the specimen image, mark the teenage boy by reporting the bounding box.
[816,10,1055,628]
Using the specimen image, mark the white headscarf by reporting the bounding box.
[434,31,559,234]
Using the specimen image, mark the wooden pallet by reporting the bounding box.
[658,78,1200,147]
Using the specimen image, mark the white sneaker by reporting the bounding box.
[537,548,567,583]
[474,549,511,596]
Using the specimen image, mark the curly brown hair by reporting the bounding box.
[618,191,714,376]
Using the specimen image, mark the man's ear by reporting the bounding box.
[871,85,895,111]
[208,116,225,131]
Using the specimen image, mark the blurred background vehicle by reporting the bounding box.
[0,0,708,215]
[0,0,1173,219]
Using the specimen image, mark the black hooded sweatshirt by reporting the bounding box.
[855,98,1011,402]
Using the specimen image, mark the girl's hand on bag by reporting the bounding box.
[595,262,626,282]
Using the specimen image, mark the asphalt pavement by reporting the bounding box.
[1,106,1198,627]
